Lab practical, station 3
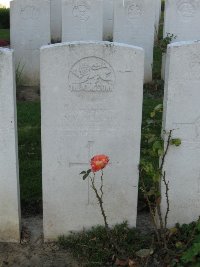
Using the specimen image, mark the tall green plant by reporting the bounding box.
[140,104,181,249]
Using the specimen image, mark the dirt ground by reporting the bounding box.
[0,216,79,267]
[17,86,40,102]
[0,212,152,267]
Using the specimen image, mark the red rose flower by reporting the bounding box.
[90,155,109,172]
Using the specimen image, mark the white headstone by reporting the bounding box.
[51,0,62,42]
[0,48,21,242]
[10,0,51,86]
[62,0,103,42]
[162,40,200,227]
[164,0,200,42]
[113,0,156,83]
[41,41,144,240]
[103,0,113,41]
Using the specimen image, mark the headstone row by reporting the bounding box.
[2,40,200,242]
[10,0,161,86]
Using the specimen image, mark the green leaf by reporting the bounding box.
[83,173,89,180]
[154,104,163,111]
[80,171,86,175]
[150,111,155,118]
[152,141,163,153]
[148,135,156,144]
[87,169,91,174]
[170,138,181,147]
[153,172,161,182]
[157,148,164,156]
[196,221,200,232]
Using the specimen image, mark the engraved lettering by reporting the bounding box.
[20,6,40,20]
[127,1,143,21]
[72,0,91,21]
[69,57,115,92]
[177,0,197,19]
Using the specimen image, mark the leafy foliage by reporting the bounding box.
[140,103,163,195]
[156,33,177,54]
[169,219,200,266]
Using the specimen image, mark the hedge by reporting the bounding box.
[0,8,10,29]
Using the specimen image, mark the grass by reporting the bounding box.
[58,218,200,267]
[0,29,9,40]
[17,101,42,214]
[59,222,152,267]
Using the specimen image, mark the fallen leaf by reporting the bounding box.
[89,237,97,241]
[115,258,128,266]
[136,248,153,258]
[168,227,178,238]
[128,258,139,267]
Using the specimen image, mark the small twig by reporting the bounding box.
[140,174,161,244]
[163,171,170,230]
[90,174,123,255]
[157,130,172,249]
[100,170,104,199]
[159,130,172,172]
[156,202,167,249]
[90,174,109,231]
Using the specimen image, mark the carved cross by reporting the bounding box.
[69,141,94,204]
[69,141,94,168]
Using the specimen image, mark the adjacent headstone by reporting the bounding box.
[113,0,156,83]
[164,0,200,42]
[51,0,62,42]
[10,0,51,86]
[103,0,113,41]
[41,41,144,240]
[0,48,21,242]
[62,0,103,42]
[161,40,200,227]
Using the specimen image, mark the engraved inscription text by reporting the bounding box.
[20,5,40,20]
[72,1,91,21]
[69,57,115,92]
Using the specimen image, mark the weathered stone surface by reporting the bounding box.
[161,40,200,226]
[62,0,103,42]
[113,0,156,82]
[0,48,21,242]
[164,0,200,42]
[51,0,62,42]
[41,41,144,240]
[10,0,51,86]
